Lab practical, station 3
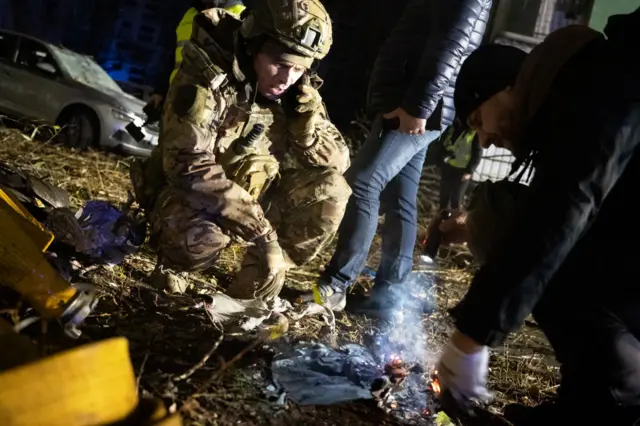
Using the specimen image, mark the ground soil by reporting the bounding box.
[0,126,559,426]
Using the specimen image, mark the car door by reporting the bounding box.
[10,37,66,122]
[0,32,23,116]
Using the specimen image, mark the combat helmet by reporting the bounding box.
[240,0,332,62]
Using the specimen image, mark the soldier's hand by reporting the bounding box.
[427,209,469,246]
[285,75,323,148]
[292,81,322,114]
[254,231,288,300]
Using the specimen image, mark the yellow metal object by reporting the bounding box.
[0,187,54,251]
[0,338,138,426]
[144,398,183,426]
[0,335,183,425]
[0,186,76,319]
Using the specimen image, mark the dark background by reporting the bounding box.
[0,0,405,130]
[0,0,598,130]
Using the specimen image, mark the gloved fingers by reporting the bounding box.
[297,85,316,101]
[294,104,315,114]
[256,269,285,301]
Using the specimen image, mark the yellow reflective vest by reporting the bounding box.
[444,128,477,169]
[169,3,246,84]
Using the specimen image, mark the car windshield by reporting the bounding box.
[51,46,123,94]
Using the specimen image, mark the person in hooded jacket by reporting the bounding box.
[429,8,640,425]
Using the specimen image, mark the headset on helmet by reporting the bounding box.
[240,0,332,61]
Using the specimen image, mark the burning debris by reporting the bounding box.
[271,343,444,424]
[429,370,441,395]
[370,356,444,423]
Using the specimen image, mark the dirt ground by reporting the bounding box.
[0,127,559,426]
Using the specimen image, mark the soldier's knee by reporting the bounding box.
[151,193,230,271]
[156,220,229,271]
[311,169,351,224]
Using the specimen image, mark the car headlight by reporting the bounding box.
[111,108,137,123]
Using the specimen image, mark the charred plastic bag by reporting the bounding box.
[73,200,146,265]
[271,342,379,405]
[45,200,146,265]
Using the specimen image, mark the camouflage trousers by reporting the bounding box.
[149,167,351,275]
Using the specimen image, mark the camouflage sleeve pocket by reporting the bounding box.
[172,84,212,128]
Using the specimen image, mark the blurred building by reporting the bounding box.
[99,0,189,88]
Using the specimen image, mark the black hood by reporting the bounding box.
[604,6,640,42]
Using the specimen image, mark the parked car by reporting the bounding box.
[0,29,158,157]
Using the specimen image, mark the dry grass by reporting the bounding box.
[0,127,559,425]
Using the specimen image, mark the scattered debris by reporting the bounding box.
[0,128,560,425]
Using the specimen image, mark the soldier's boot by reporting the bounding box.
[150,264,190,294]
[297,282,347,312]
[226,246,286,302]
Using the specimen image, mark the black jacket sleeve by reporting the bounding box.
[464,135,482,174]
[451,100,640,347]
[400,0,488,119]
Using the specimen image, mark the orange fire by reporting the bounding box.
[430,378,441,395]
[429,370,441,395]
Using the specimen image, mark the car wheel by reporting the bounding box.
[57,109,99,151]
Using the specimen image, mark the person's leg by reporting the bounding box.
[265,168,351,266]
[375,145,428,290]
[319,118,439,293]
[149,187,230,292]
[449,168,470,210]
[439,163,455,210]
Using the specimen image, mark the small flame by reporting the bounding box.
[390,401,398,410]
[430,379,441,395]
[422,409,430,417]
[429,370,441,395]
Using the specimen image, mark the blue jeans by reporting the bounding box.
[321,116,441,290]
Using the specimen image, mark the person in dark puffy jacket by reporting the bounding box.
[432,9,640,425]
[298,0,492,311]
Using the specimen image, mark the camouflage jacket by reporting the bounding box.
[143,9,350,242]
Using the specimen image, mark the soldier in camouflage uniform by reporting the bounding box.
[131,0,351,301]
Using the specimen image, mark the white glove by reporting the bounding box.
[437,339,493,404]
